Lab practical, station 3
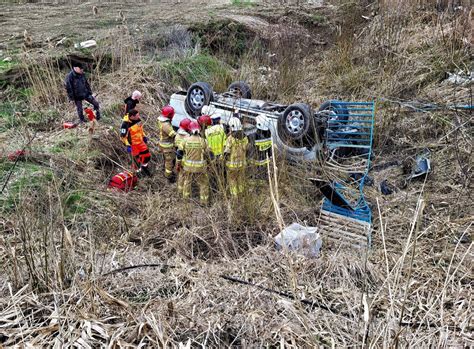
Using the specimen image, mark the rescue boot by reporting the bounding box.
[141,165,152,177]
[167,173,176,183]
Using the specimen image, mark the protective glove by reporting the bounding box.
[127,146,132,153]
[143,136,148,144]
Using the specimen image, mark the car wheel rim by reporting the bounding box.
[286,110,304,135]
[190,88,205,109]
[230,87,242,97]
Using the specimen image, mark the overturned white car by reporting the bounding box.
[169,81,356,161]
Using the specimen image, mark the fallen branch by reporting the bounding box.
[102,263,177,276]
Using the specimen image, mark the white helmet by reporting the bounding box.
[256,114,269,131]
[201,105,216,116]
[228,117,242,132]
[132,90,142,99]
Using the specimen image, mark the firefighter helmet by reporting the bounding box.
[198,114,212,127]
[228,117,242,132]
[201,105,216,116]
[188,121,201,134]
[132,90,142,99]
[256,114,269,131]
[159,105,175,121]
[179,118,192,132]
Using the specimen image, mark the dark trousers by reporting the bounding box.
[75,95,100,121]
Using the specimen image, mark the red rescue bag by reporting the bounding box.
[63,122,78,129]
[108,171,138,192]
[8,150,27,161]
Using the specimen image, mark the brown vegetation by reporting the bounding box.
[0,0,472,347]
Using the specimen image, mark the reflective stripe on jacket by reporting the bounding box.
[182,135,207,172]
[205,124,226,156]
[121,114,145,146]
[255,138,272,152]
[252,133,272,166]
[174,131,189,149]
[158,120,176,151]
[225,135,248,169]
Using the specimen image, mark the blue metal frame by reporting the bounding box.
[321,101,375,232]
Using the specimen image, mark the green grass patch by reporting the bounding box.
[0,104,58,132]
[310,13,327,25]
[190,19,258,62]
[0,161,53,213]
[0,59,17,74]
[64,191,88,216]
[160,53,232,91]
[101,102,124,120]
[231,0,257,7]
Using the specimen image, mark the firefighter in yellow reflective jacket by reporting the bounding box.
[158,105,176,181]
[174,118,191,194]
[177,121,210,205]
[224,117,249,198]
[251,114,273,181]
[204,112,227,192]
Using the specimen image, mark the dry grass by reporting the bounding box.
[1,1,473,347]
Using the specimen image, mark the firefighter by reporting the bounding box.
[175,118,191,194]
[120,109,151,177]
[251,114,273,182]
[157,105,176,181]
[204,112,227,192]
[123,90,142,114]
[197,114,212,137]
[224,117,249,198]
[177,121,210,205]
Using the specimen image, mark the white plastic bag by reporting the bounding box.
[274,223,322,257]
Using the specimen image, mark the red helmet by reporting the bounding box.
[179,118,191,131]
[188,121,201,134]
[197,114,212,127]
[161,105,175,119]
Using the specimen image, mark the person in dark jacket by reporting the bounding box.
[123,90,142,114]
[65,62,101,122]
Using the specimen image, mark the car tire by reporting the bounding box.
[278,103,315,147]
[318,100,349,122]
[185,82,214,116]
[227,81,252,99]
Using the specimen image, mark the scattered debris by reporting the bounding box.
[453,232,471,244]
[311,179,354,209]
[371,160,402,172]
[380,179,395,195]
[23,29,33,47]
[274,223,322,257]
[55,37,68,47]
[108,171,138,192]
[75,40,97,49]
[407,149,431,181]
[444,71,473,86]
[2,56,12,62]
[350,173,374,186]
